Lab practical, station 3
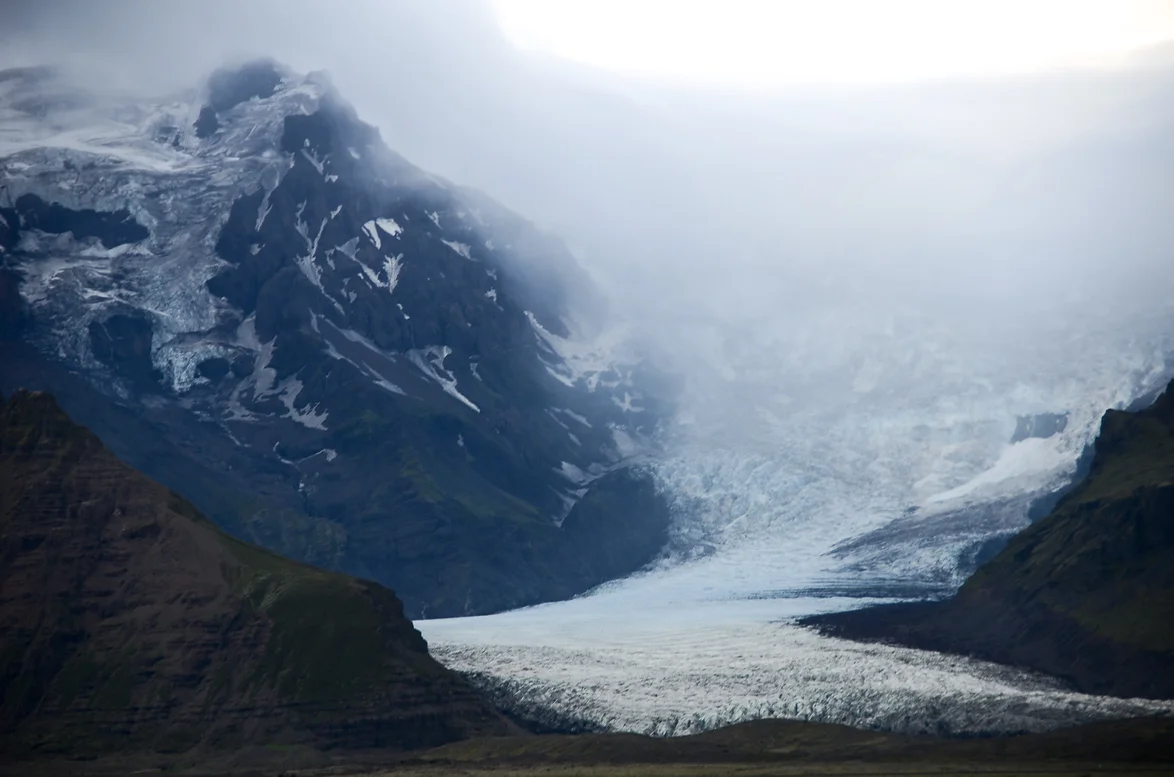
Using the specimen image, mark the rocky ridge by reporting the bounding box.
[804,379,1174,699]
[0,388,515,755]
[0,61,674,617]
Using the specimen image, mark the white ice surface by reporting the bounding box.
[526,312,637,393]
[421,596,1170,737]
[424,286,1174,737]
[409,345,480,412]
[277,377,328,430]
[442,238,472,258]
[1,69,325,393]
[362,217,402,249]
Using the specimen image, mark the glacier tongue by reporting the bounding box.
[422,260,1174,734]
[422,597,1171,737]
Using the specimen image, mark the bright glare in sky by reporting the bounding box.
[493,0,1174,86]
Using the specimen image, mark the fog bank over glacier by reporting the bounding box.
[419,32,1174,730]
[6,0,1174,734]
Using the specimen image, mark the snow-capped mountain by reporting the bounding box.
[0,61,672,617]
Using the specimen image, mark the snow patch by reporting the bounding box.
[301,146,325,175]
[314,314,406,396]
[926,436,1073,506]
[373,377,406,395]
[409,345,480,412]
[526,311,633,393]
[442,239,472,259]
[294,216,330,300]
[255,200,272,231]
[361,220,381,249]
[613,391,644,413]
[249,334,278,399]
[77,241,138,259]
[277,377,328,430]
[383,254,403,293]
[557,461,592,485]
[361,218,401,250]
[356,253,402,294]
[611,427,642,458]
[375,217,402,237]
[334,237,359,261]
[555,408,592,428]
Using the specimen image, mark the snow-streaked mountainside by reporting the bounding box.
[0,61,672,617]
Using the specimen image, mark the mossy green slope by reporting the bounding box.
[0,389,513,756]
[960,381,1174,654]
[807,379,1174,699]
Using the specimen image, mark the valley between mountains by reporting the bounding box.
[2,55,1174,775]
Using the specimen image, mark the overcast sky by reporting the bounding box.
[3,0,1174,409]
[495,0,1174,85]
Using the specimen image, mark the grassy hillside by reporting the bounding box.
[806,379,1174,698]
[0,389,514,757]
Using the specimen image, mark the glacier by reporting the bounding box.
[421,249,1174,734]
[423,597,1170,737]
[5,61,1174,735]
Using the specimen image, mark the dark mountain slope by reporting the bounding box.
[0,61,674,617]
[804,379,1174,699]
[0,388,514,756]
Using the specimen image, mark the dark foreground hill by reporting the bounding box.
[804,379,1174,699]
[413,716,1174,767]
[0,388,514,757]
[6,716,1174,776]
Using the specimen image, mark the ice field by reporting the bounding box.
[422,596,1170,736]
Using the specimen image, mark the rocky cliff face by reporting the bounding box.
[804,379,1174,699]
[0,389,515,756]
[0,61,673,617]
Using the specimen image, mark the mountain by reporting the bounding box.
[803,378,1174,699]
[0,388,515,756]
[0,61,674,617]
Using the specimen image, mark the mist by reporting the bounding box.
[5,0,1174,546]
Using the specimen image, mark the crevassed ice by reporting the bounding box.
[423,597,1171,737]
[422,280,1174,736]
[0,71,324,394]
